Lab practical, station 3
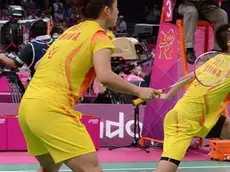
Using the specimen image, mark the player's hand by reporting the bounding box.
[137,87,161,101]
[159,93,171,100]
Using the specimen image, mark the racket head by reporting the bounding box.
[194,51,230,87]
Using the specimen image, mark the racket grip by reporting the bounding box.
[132,98,145,105]
[132,89,163,106]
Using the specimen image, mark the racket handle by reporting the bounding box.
[159,89,163,93]
[132,89,163,106]
[133,98,145,105]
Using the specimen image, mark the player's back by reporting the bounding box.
[23,21,105,108]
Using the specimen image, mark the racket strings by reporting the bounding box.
[194,52,230,87]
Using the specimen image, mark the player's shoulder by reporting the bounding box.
[106,30,115,40]
[67,20,105,34]
[84,21,107,41]
[83,20,105,31]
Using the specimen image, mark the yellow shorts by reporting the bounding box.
[18,98,96,163]
[162,109,203,161]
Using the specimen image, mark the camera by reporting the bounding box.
[9,5,24,18]
[0,6,24,52]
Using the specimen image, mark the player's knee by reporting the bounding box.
[66,162,102,172]
[71,163,102,172]
[160,157,181,166]
[91,163,102,172]
[82,163,102,172]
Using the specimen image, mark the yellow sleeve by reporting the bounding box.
[90,30,115,54]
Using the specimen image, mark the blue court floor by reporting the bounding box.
[0,161,230,172]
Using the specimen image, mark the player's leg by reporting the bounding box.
[64,152,102,172]
[24,101,100,171]
[35,154,63,172]
[19,98,100,171]
[41,119,101,172]
[49,118,101,172]
[155,110,196,172]
[205,115,230,139]
[220,117,230,139]
[18,100,62,172]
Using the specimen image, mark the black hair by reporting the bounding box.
[29,20,48,39]
[76,0,115,19]
[51,23,64,36]
[216,24,230,52]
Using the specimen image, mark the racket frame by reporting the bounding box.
[193,51,230,87]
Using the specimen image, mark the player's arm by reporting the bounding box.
[162,72,195,100]
[0,54,17,68]
[95,78,107,93]
[14,44,33,68]
[0,44,33,69]
[34,59,41,70]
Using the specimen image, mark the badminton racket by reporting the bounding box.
[133,51,230,105]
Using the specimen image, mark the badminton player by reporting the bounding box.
[155,23,230,172]
[18,0,160,171]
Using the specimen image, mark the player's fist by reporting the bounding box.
[137,87,161,101]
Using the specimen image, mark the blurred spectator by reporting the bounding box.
[146,10,154,23]
[117,15,127,33]
[131,67,152,87]
[50,21,64,39]
[54,8,64,21]
[1,8,10,20]
[61,20,68,30]
[27,11,38,20]
[33,0,45,11]
[40,11,50,20]
[142,6,149,19]
[152,4,160,23]
[28,0,36,11]
[21,0,30,13]
[53,0,63,13]
[0,20,54,77]
[178,0,228,64]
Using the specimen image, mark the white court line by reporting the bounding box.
[1,165,230,172]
